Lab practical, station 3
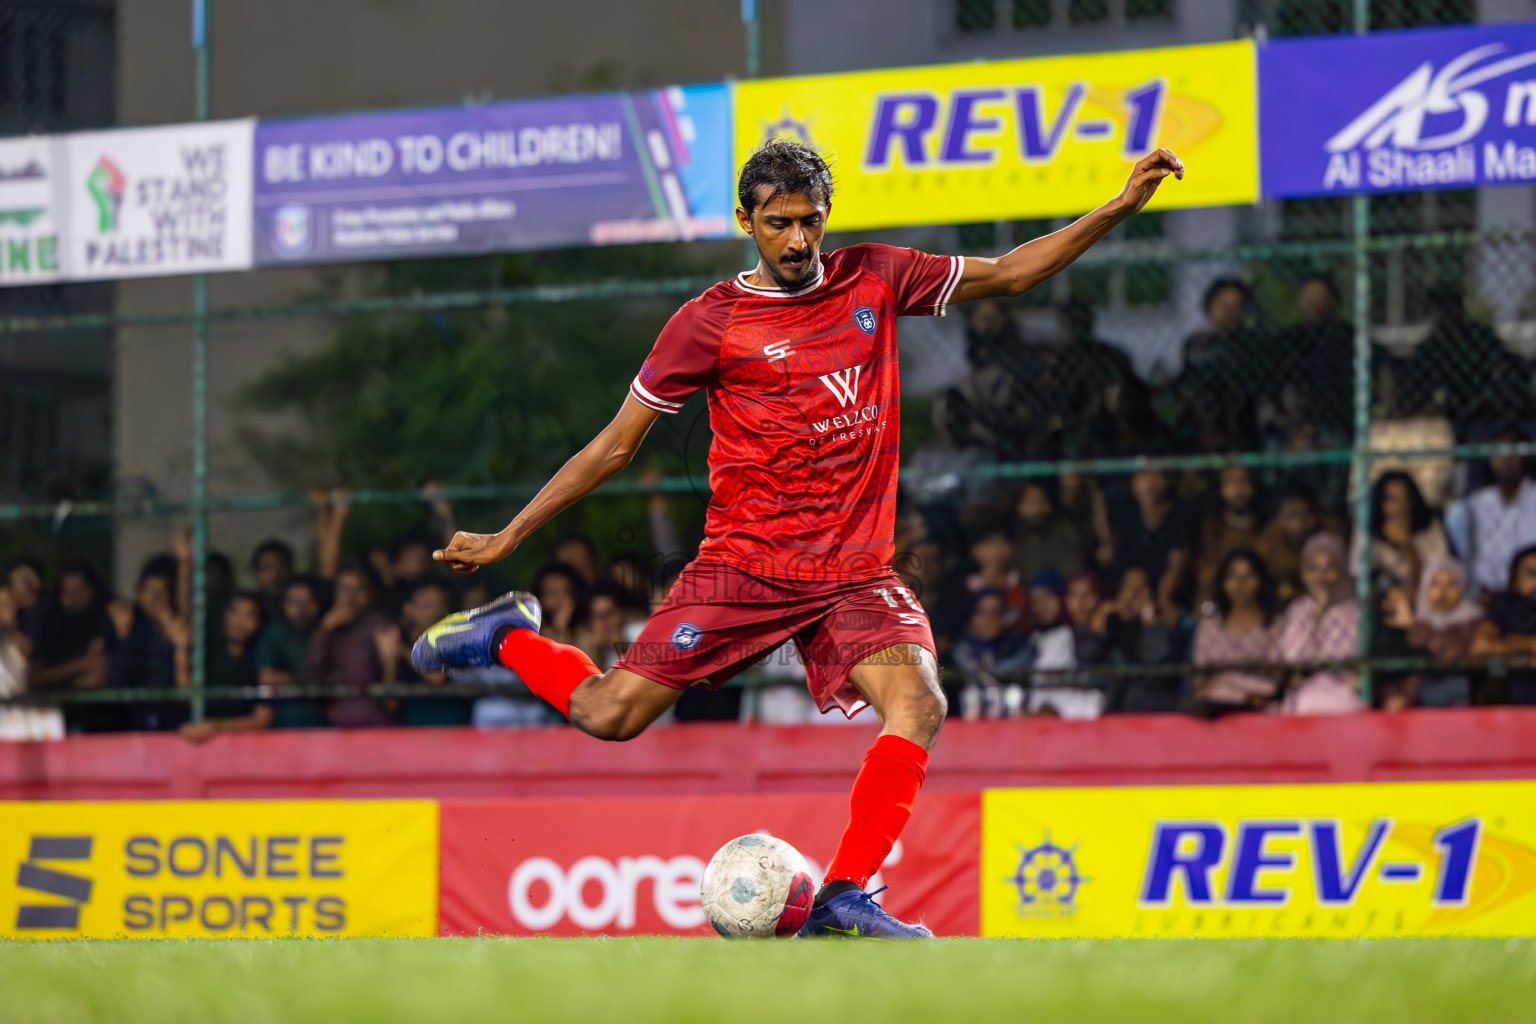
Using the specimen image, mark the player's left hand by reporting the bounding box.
[1116,148,1184,218]
[433,530,512,574]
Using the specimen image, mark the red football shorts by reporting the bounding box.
[613,560,936,717]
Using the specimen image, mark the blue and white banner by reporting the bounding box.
[252,86,733,266]
[1260,23,1536,198]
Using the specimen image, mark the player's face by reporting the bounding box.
[739,190,827,289]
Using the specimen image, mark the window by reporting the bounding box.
[1068,0,1110,23]
[958,222,999,251]
[955,0,998,32]
[1126,0,1173,21]
[1012,0,1052,29]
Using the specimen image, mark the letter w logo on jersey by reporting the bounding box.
[818,365,863,408]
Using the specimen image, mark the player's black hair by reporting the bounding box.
[737,140,833,217]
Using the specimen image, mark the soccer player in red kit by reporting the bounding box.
[415,140,1183,937]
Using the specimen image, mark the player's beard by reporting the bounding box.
[767,248,816,290]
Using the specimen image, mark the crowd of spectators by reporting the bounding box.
[3,273,1536,737]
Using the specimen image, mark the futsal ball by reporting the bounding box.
[700,834,816,938]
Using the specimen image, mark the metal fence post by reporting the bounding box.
[1350,0,1374,703]
[189,0,212,722]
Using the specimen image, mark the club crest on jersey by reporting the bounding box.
[671,622,704,652]
[853,306,877,336]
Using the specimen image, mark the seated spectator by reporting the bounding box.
[253,576,327,728]
[249,539,295,621]
[109,555,189,732]
[586,581,628,671]
[552,535,599,586]
[964,528,1029,628]
[1444,427,1536,597]
[388,579,470,727]
[30,564,117,732]
[0,582,63,741]
[902,538,959,653]
[1270,273,1354,445]
[309,565,393,727]
[1354,470,1449,594]
[204,551,236,620]
[1276,533,1364,715]
[1195,465,1262,603]
[1403,284,1514,425]
[1255,482,1338,604]
[1472,545,1536,705]
[953,589,1030,720]
[1014,480,1087,581]
[182,592,274,743]
[1099,468,1197,613]
[1064,570,1110,668]
[1382,557,1481,709]
[387,533,438,611]
[534,561,591,651]
[1026,570,1102,720]
[6,556,43,639]
[1092,566,1184,713]
[1178,277,1266,451]
[1055,298,1136,423]
[1191,549,1280,716]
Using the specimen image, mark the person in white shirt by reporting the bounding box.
[1445,428,1536,597]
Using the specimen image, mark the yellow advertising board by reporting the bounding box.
[0,801,437,939]
[734,40,1257,230]
[982,781,1536,938]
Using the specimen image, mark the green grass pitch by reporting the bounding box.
[2,937,1533,1023]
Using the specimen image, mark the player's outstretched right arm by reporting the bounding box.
[433,395,661,573]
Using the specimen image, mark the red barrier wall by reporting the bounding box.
[3,707,1536,801]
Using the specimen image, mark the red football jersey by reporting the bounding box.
[629,243,964,582]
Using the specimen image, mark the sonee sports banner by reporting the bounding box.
[0,801,437,939]
[982,780,1536,938]
[732,40,1258,230]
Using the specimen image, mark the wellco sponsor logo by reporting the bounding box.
[14,836,93,930]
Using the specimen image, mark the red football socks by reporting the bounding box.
[823,733,931,889]
[496,629,600,718]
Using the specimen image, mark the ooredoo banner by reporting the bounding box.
[982,780,1536,938]
[1259,23,1536,198]
[438,793,980,937]
[63,120,255,280]
[252,85,733,266]
[0,801,437,939]
[733,40,1258,230]
[0,136,67,285]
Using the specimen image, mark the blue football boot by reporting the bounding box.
[411,590,542,675]
[798,886,933,940]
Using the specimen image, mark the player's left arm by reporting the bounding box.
[950,148,1184,305]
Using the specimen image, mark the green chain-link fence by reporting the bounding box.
[3,0,1536,730]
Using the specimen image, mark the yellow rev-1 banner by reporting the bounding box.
[0,801,437,939]
[734,40,1256,230]
[983,781,1536,938]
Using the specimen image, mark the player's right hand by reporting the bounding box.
[433,530,512,573]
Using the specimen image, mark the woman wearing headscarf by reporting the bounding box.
[1472,545,1536,705]
[1276,533,1364,714]
[1382,556,1482,708]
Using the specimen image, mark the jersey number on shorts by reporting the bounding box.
[874,586,926,626]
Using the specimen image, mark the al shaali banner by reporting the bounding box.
[982,781,1536,938]
[63,120,255,280]
[1259,23,1536,197]
[733,40,1258,230]
[0,136,68,285]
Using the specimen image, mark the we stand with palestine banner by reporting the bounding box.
[2,22,1535,287]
